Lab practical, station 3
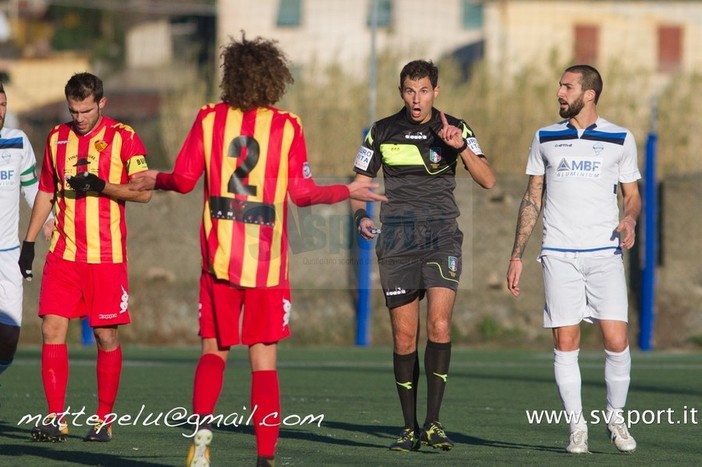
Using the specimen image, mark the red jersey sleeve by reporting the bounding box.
[286,120,349,206]
[38,127,60,194]
[155,109,207,193]
[116,123,147,161]
[117,124,149,177]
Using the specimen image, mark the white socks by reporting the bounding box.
[553,346,632,432]
[604,346,631,424]
[554,348,586,432]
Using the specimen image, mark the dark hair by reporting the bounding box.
[399,60,439,89]
[65,72,104,102]
[219,32,293,111]
[564,64,603,104]
[0,82,4,94]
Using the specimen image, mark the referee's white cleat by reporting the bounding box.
[607,422,637,453]
[565,429,589,454]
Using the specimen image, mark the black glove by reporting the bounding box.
[18,241,35,280]
[67,172,106,192]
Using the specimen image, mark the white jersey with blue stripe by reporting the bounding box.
[526,117,641,257]
[0,127,39,251]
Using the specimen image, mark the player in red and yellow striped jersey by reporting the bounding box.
[41,116,147,264]
[19,72,152,443]
[131,34,386,467]
[156,102,353,289]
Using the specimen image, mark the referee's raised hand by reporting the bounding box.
[437,111,464,149]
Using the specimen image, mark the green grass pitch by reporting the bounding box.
[1,346,700,466]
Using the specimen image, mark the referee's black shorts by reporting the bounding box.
[376,219,463,309]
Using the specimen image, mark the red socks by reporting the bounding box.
[192,357,280,458]
[192,353,226,416]
[96,346,123,420]
[252,370,280,457]
[43,344,123,421]
[41,343,69,415]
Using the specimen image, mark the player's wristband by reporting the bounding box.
[353,209,369,228]
[456,138,468,153]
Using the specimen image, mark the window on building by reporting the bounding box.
[277,0,302,27]
[367,0,392,27]
[573,24,599,64]
[462,0,484,29]
[658,25,683,72]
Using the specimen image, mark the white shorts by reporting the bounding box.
[0,247,24,327]
[541,254,629,328]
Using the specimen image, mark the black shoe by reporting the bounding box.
[421,421,454,451]
[31,413,69,442]
[256,456,275,467]
[389,427,420,451]
[84,418,112,442]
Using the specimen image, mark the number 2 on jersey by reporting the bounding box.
[227,135,260,197]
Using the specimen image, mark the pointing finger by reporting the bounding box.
[440,110,449,128]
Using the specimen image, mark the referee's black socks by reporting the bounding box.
[393,351,419,430]
[424,340,452,425]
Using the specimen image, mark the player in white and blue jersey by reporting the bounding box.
[507,65,642,455]
[0,82,52,376]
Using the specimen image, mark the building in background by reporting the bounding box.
[2,0,701,163]
[217,0,700,89]
[217,0,486,79]
[0,0,215,112]
[483,1,698,81]
[0,0,215,167]
[3,0,698,109]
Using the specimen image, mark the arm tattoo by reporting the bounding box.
[510,176,543,259]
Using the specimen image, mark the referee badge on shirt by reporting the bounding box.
[429,148,442,163]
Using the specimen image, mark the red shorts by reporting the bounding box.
[198,271,291,347]
[38,252,131,327]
